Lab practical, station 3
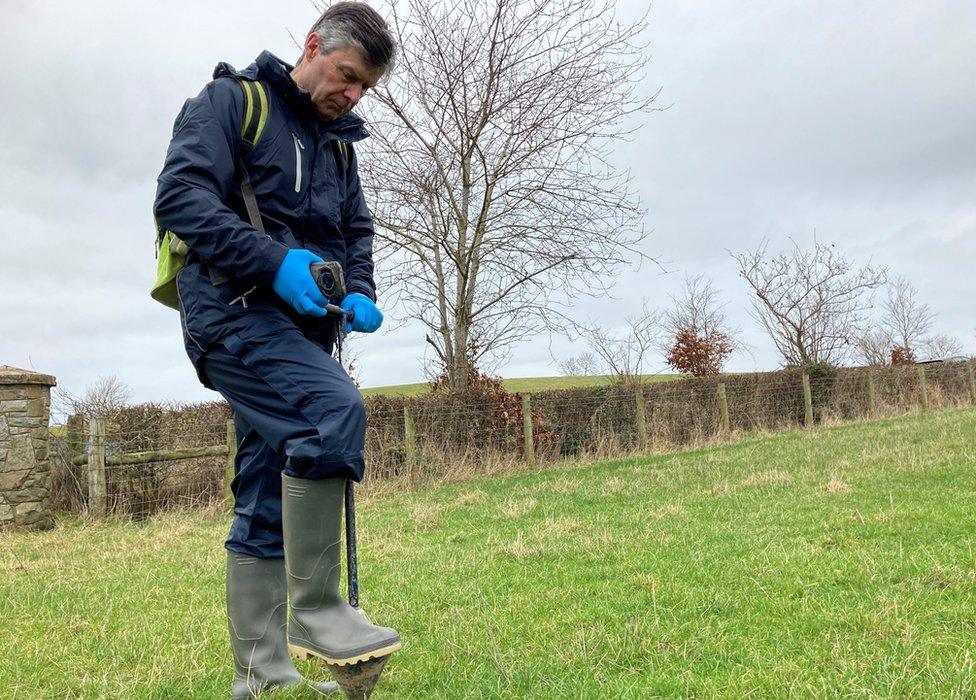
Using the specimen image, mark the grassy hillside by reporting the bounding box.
[3,407,975,698]
[361,373,678,397]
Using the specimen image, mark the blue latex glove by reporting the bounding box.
[341,293,383,333]
[272,249,328,317]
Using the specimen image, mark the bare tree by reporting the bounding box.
[558,352,601,377]
[854,327,894,366]
[659,274,736,375]
[662,274,731,341]
[353,0,657,391]
[60,375,131,420]
[881,276,935,357]
[733,239,886,367]
[578,301,661,382]
[921,334,964,360]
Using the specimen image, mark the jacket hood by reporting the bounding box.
[213,51,368,142]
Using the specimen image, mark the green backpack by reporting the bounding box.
[150,80,352,310]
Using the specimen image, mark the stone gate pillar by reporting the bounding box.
[0,365,57,531]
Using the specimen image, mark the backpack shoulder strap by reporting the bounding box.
[236,79,269,152]
[203,78,269,289]
[229,78,267,233]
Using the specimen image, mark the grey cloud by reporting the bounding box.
[2,0,974,405]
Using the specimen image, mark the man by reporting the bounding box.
[153,4,400,697]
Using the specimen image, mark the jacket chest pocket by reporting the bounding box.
[285,132,343,232]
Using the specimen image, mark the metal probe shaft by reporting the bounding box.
[344,479,359,608]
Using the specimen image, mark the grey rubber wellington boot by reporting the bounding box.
[282,475,402,665]
[226,552,340,698]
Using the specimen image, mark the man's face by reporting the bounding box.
[295,35,384,121]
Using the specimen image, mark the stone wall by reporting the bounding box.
[0,365,56,531]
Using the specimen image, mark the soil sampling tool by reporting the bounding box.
[322,480,394,699]
[305,261,398,699]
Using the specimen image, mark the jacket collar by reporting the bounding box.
[254,51,368,141]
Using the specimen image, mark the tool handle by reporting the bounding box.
[344,479,359,608]
[326,303,353,321]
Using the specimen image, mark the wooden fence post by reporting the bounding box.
[521,393,536,466]
[635,385,648,448]
[866,367,877,417]
[717,383,730,433]
[225,419,237,502]
[403,405,417,482]
[967,361,976,405]
[87,417,107,517]
[802,373,814,429]
[917,365,929,410]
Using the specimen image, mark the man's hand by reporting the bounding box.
[341,293,383,333]
[272,249,329,316]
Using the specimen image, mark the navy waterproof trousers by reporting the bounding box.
[200,322,365,558]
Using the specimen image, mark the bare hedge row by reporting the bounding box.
[51,361,974,516]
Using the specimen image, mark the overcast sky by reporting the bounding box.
[1,0,974,411]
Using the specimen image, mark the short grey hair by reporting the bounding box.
[308,2,396,75]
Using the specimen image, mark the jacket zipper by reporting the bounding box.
[302,133,320,245]
[293,133,305,193]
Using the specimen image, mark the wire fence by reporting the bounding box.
[50,360,976,518]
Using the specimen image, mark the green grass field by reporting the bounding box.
[3,407,975,698]
[360,373,677,397]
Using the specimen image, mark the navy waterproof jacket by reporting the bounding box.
[154,51,376,386]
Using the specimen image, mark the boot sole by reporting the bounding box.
[289,640,402,666]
